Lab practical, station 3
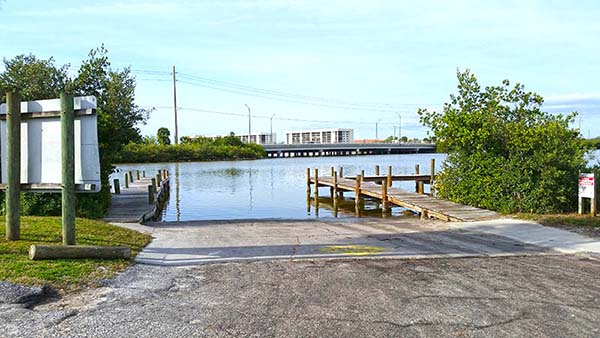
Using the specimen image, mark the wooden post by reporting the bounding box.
[151,178,157,193]
[415,164,420,192]
[124,173,129,188]
[361,170,365,179]
[430,158,436,196]
[148,185,155,204]
[5,92,21,241]
[592,197,597,216]
[333,170,338,197]
[142,170,146,178]
[314,168,319,200]
[578,196,583,214]
[61,93,76,245]
[330,166,335,196]
[136,170,140,180]
[375,165,380,176]
[339,166,344,178]
[306,167,311,195]
[355,174,361,206]
[156,174,162,188]
[382,178,388,213]
[128,170,133,183]
[113,179,120,194]
[387,165,392,187]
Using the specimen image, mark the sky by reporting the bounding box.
[1,0,600,142]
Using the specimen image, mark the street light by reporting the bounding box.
[245,104,251,144]
[376,119,382,140]
[395,112,402,143]
[270,114,276,144]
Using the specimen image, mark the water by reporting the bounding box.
[116,153,447,221]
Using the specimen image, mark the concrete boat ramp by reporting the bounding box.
[127,218,600,266]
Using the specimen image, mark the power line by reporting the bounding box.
[148,106,412,126]
[131,68,442,112]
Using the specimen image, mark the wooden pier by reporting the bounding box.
[307,160,498,222]
[104,169,170,223]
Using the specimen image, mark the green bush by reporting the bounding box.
[114,142,266,163]
[419,70,589,213]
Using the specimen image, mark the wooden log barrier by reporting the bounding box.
[29,245,130,260]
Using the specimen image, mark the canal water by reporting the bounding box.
[116,153,447,221]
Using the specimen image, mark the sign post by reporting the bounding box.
[61,93,76,245]
[5,92,21,241]
[578,173,596,216]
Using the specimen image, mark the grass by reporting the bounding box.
[516,213,600,228]
[0,216,152,291]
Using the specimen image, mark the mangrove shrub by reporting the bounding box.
[418,70,588,213]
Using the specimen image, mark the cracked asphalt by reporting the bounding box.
[2,254,600,338]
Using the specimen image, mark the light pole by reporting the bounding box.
[395,112,402,143]
[376,119,382,140]
[245,104,251,144]
[270,114,276,144]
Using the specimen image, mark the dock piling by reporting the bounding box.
[124,173,129,188]
[306,168,311,196]
[382,178,388,213]
[430,158,436,196]
[375,165,380,176]
[113,179,120,194]
[354,174,361,206]
[148,185,155,204]
[142,170,146,178]
[128,171,134,183]
[136,170,140,180]
[339,166,344,178]
[387,166,392,187]
[314,168,319,205]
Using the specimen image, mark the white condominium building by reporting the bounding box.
[285,128,354,144]
[238,133,277,145]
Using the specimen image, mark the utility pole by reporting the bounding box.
[393,125,397,142]
[172,65,179,145]
[270,114,276,144]
[245,104,251,144]
[395,112,402,142]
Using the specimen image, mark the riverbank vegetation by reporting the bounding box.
[0,217,151,290]
[0,47,149,218]
[115,132,265,163]
[419,70,589,214]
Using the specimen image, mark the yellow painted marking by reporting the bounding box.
[319,245,388,256]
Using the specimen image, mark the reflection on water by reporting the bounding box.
[116,153,447,221]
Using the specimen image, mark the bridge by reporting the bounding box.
[262,143,436,158]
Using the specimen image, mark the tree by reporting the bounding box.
[157,127,171,145]
[0,47,149,217]
[418,69,588,213]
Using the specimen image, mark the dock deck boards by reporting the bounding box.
[310,176,498,222]
[104,176,169,223]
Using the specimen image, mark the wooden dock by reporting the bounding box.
[307,162,498,222]
[104,169,170,223]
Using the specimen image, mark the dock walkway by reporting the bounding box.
[310,176,498,222]
[104,171,170,223]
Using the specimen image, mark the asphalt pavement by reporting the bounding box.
[2,217,600,337]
